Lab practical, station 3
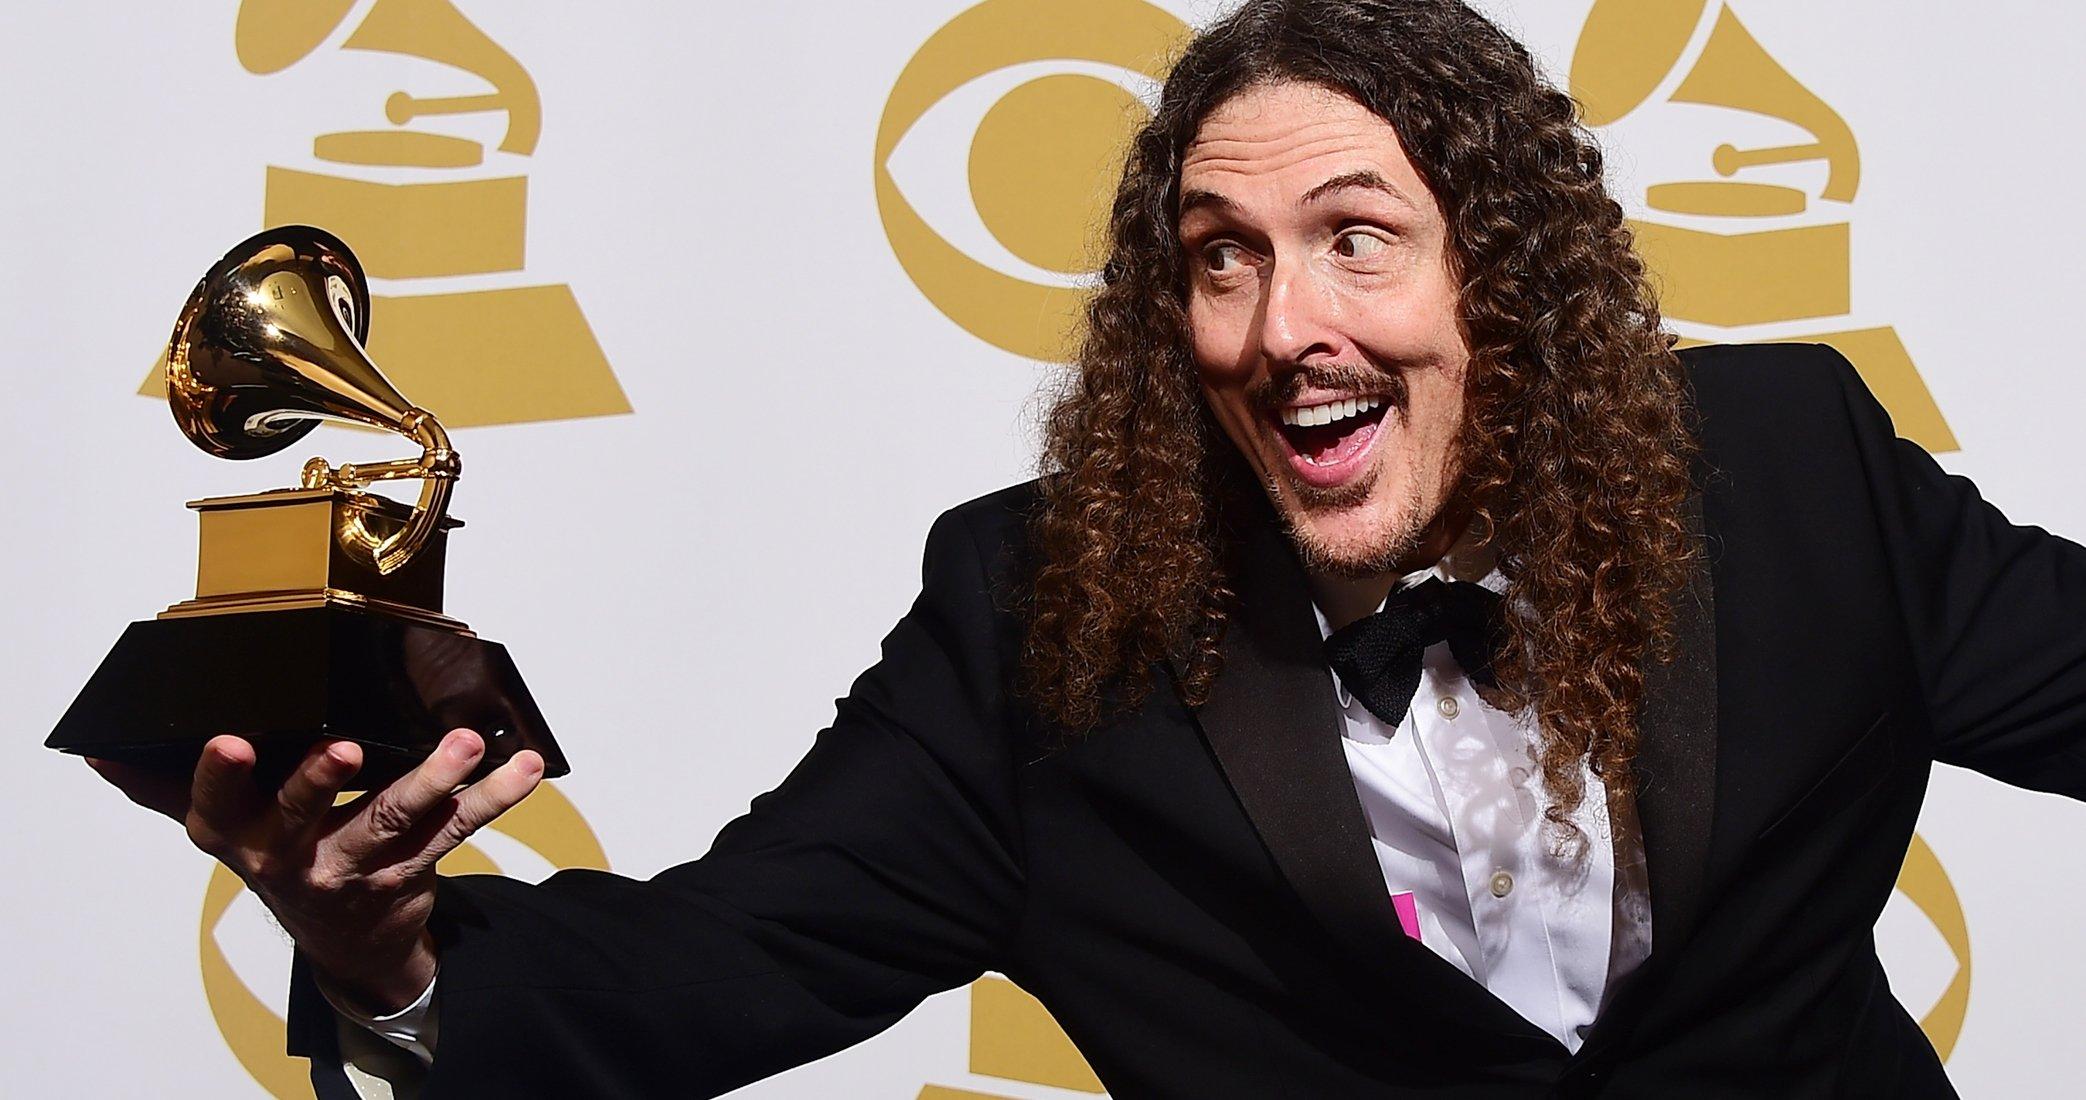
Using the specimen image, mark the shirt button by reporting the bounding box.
[1436,696,1460,719]
[1489,870,1514,898]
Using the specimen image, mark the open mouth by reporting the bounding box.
[1272,396,1391,487]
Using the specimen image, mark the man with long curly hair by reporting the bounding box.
[96,1,2086,1097]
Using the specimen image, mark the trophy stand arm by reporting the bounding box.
[301,409,461,576]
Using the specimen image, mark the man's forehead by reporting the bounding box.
[1178,83,1426,203]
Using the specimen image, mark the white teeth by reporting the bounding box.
[1281,397,1380,428]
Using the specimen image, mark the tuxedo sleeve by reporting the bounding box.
[288,505,1028,1097]
[1832,345,2086,794]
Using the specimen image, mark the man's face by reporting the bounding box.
[1178,80,1470,577]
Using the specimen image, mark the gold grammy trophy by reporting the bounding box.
[49,226,569,787]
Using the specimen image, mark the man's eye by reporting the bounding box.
[1334,230,1388,260]
[1204,243,1247,274]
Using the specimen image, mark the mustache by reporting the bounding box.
[1247,362,1408,415]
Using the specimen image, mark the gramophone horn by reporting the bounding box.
[234,0,359,75]
[1570,0,1710,127]
[168,226,381,458]
[164,225,459,576]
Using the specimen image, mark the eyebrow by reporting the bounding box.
[1301,169,1414,208]
[1176,188,1238,219]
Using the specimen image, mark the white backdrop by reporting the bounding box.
[5,1,2084,1095]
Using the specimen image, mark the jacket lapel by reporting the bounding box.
[1193,518,1399,956]
[1189,516,1554,1044]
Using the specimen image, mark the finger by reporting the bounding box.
[394,750,546,877]
[85,757,192,822]
[274,740,362,838]
[187,736,265,853]
[335,729,486,864]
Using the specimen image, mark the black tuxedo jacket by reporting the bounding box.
[291,342,2086,1097]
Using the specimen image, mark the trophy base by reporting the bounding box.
[47,605,568,790]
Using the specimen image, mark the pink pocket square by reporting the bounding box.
[1390,892,1422,941]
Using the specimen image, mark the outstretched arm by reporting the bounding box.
[1832,346,2086,794]
[305,503,1029,1096]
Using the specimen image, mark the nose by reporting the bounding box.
[1258,258,1344,367]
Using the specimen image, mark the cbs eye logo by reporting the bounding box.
[876,0,1190,362]
[1893,833,1972,1061]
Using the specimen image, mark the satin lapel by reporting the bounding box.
[1189,518,1554,1044]
[1630,492,1719,957]
[1193,520,1402,957]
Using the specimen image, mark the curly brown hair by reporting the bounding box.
[1022,0,1699,826]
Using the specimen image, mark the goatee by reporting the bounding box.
[1275,476,1432,580]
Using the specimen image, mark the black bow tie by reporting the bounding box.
[1322,576,1503,727]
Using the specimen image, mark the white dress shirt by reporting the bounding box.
[337,551,1656,1078]
[1320,554,1652,1052]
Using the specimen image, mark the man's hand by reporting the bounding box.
[87,729,543,1014]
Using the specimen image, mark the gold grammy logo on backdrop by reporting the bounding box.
[1897,834,1972,1060]
[918,976,1104,1099]
[1570,0,1955,451]
[201,782,610,1099]
[875,0,1190,362]
[140,0,630,428]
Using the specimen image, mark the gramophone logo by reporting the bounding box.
[139,0,630,429]
[200,782,610,1099]
[875,0,1190,362]
[1569,0,1955,452]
